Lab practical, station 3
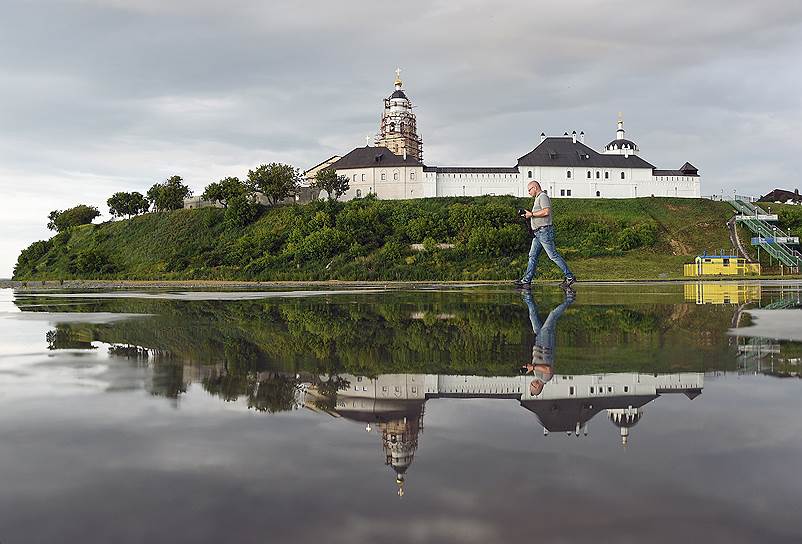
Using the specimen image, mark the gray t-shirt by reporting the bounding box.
[530,192,553,229]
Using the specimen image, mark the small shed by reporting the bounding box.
[683,254,761,277]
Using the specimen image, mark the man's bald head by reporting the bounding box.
[527,180,542,196]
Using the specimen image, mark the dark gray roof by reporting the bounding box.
[654,162,699,177]
[653,169,699,177]
[330,146,423,170]
[759,188,802,202]
[390,90,408,100]
[423,166,519,173]
[517,137,655,169]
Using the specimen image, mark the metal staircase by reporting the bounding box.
[730,200,802,267]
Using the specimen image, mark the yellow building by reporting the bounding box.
[683,283,762,305]
[683,254,761,277]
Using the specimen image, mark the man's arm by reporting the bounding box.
[525,207,550,218]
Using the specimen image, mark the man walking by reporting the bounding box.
[515,180,576,289]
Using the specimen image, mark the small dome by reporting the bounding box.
[606,138,638,150]
[390,89,408,100]
[609,409,642,429]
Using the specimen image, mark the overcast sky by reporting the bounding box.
[2,0,802,277]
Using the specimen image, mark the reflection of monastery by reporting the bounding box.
[304,372,703,496]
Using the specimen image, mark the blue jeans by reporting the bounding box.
[521,225,573,282]
[523,290,574,366]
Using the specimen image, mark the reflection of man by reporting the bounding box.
[520,289,575,396]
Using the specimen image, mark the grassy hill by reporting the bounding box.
[13,196,749,281]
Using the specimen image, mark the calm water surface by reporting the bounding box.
[1,282,801,543]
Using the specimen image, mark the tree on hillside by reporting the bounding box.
[201,177,249,208]
[313,168,350,201]
[107,191,150,219]
[47,204,100,232]
[246,163,300,205]
[147,175,192,211]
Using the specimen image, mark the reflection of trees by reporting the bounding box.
[248,373,300,413]
[25,290,740,378]
[46,327,96,350]
[309,375,350,412]
[147,358,188,399]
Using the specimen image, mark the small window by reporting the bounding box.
[605,172,609,179]
[595,171,600,179]
[357,376,362,382]
[393,171,399,181]
[587,171,591,179]
[528,170,532,179]
[410,171,415,180]
[381,172,386,181]
[624,386,629,393]
[567,170,572,179]
[569,386,575,395]
[723,259,730,266]
[356,189,362,198]
[621,172,625,179]
[566,189,572,196]
[411,387,417,394]
[596,191,601,197]
[560,189,565,196]
[353,174,357,182]
[361,174,365,182]
[382,386,388,392]
[394,386,400,393]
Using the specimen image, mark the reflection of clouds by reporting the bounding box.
[731,309,802,341]
[332,515,497,543]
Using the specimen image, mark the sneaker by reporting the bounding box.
[514,279,531,288]
[560,276,576,289]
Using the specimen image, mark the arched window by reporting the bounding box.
[620,172,625,179]
[361,174,365,182]
[410,171,415,180]
[596,191,601,197]
[393,171,399,181]
[389,122,395,132]
[567,170,572,179]
[356,189,362,198]
[353,174,357,182]
[587,171,591,179]
[595,171,600,179]
[605,172,609,179]
[381,171,386,181]
[528,171,532,179]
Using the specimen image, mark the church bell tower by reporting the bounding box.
[375,69,423,161]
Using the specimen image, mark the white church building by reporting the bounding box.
[327,72,701,200]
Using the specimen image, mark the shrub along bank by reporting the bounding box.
[14,196,737,281]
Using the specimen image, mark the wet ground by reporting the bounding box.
[1,282,801,543]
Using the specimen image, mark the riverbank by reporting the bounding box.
[3,277,802,291]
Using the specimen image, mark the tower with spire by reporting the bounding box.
[375,68,423,162]
[603,114,640,156]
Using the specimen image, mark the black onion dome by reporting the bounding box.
[390,89,408,100]
[609,411,642,429]
[606,138,638,150]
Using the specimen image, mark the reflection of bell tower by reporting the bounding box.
[608,406,643,447]
[379,408,424,497]
[375,68,423,162]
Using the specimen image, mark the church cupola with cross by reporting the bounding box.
[375,68,423,162]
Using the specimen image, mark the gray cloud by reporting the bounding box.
[2,0,802,275]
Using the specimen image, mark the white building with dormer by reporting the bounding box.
[326,73,701,200]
